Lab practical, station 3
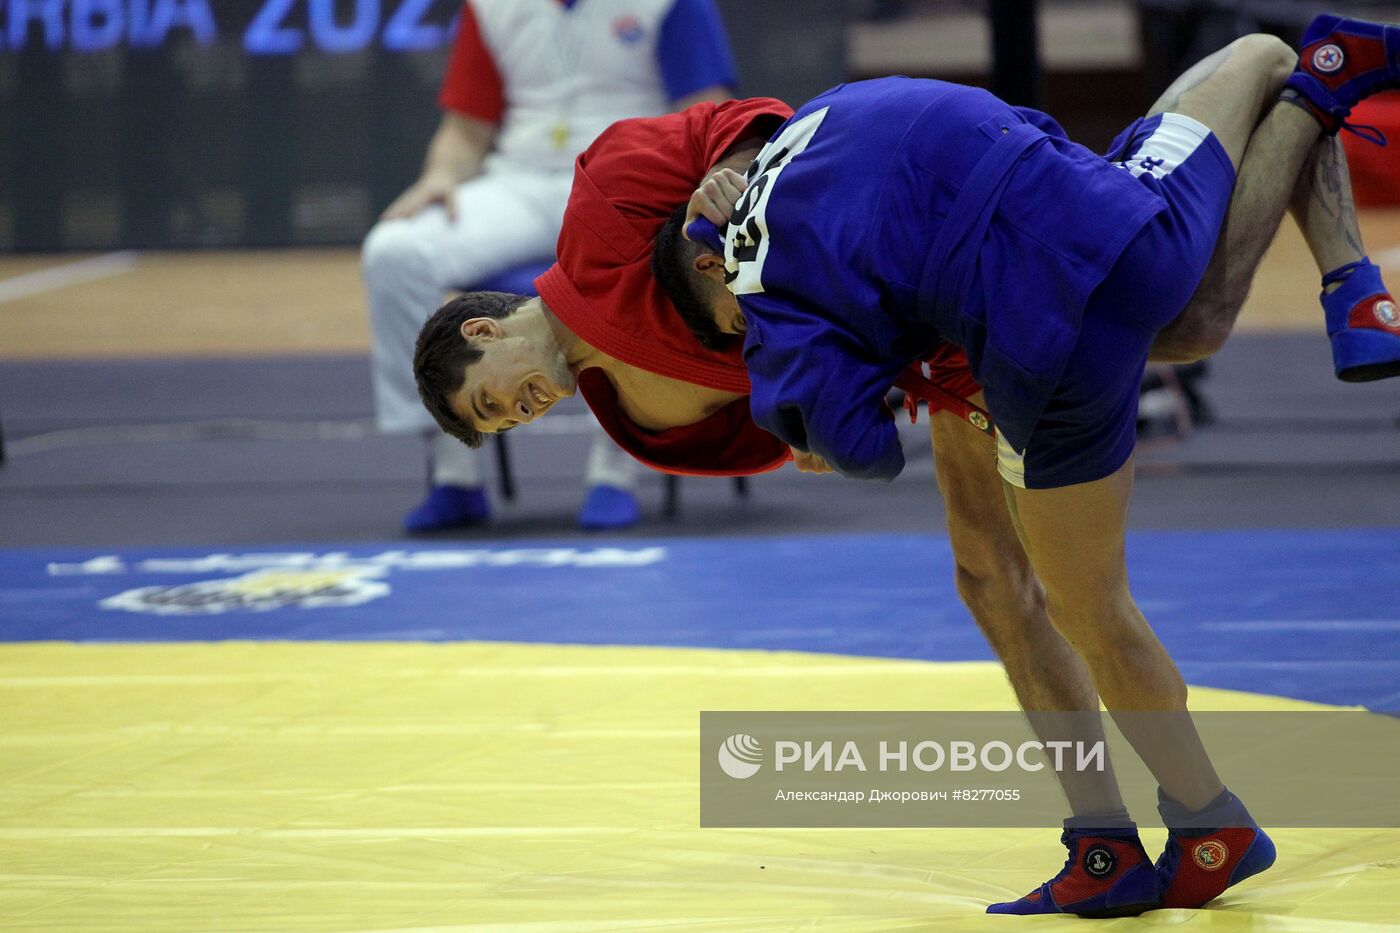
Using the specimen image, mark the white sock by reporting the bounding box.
[584,431,636,490]
[432,432,483,488]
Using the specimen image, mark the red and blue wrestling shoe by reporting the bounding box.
[1285,14,1400,140]
[1321,259,1400,382]
[987,826,1159,917]
[1155,788,1276,909]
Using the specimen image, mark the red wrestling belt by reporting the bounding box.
[894,363,996,437]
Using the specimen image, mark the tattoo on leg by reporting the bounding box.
[1310,139,1365,257]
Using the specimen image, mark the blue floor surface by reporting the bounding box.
[3,528,1397,711]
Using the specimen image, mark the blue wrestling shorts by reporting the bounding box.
[996,112,1237,489]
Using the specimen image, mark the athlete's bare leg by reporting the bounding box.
[1146,35,1324,362]
[984,36,1316,811]
[1002,461,1224,812]
[1148,35,1373,361]
[931,399,1126,818]
[1290,134,1367,282]
[945,35,1346,826]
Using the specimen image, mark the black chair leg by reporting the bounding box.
[733,475,748,499]
[494,432,516,502]
[664,474,680,520]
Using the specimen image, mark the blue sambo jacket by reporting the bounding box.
[723,77,1166,478]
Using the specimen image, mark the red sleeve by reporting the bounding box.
[438,4,505,124]
[575,98,793,242]
[922,343,982,400]
[536,98,793,391]
[891,345,991,437]
[534,98,797,476]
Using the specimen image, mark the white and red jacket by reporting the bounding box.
[440,0,737,172]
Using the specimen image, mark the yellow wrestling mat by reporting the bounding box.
[2,641,1397,931]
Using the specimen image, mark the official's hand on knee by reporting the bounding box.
[382,171,461,222]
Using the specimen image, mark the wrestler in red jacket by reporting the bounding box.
[533,98,988,477]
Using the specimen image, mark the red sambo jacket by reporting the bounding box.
[534,99,984,476]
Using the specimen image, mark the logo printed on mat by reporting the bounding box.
[52,547,669,616]
[100,568,390,615]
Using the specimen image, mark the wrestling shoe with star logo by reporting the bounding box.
[1155,788,1276,909]
[1321,258,1400,382]
[1285,15,1400,140]
[987,826,1160,917]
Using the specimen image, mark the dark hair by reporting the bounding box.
[413,291,529,448]
[651,205,736,351]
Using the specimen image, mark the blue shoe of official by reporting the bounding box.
[1286,15,1400,138]
[404,485,490,533]
[987,827,1159,917]
[1322,259,1400,382]
[1155,788,1276,909]
[578,485,640,530]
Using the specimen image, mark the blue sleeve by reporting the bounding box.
[741,298,906,482]
[655,0,739,101]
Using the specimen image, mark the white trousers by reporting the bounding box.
[363,160,636,490]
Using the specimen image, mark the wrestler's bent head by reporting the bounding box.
[652,206,748,348]
[414,292,576,447]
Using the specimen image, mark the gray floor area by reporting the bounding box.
[1,334,1397,549]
